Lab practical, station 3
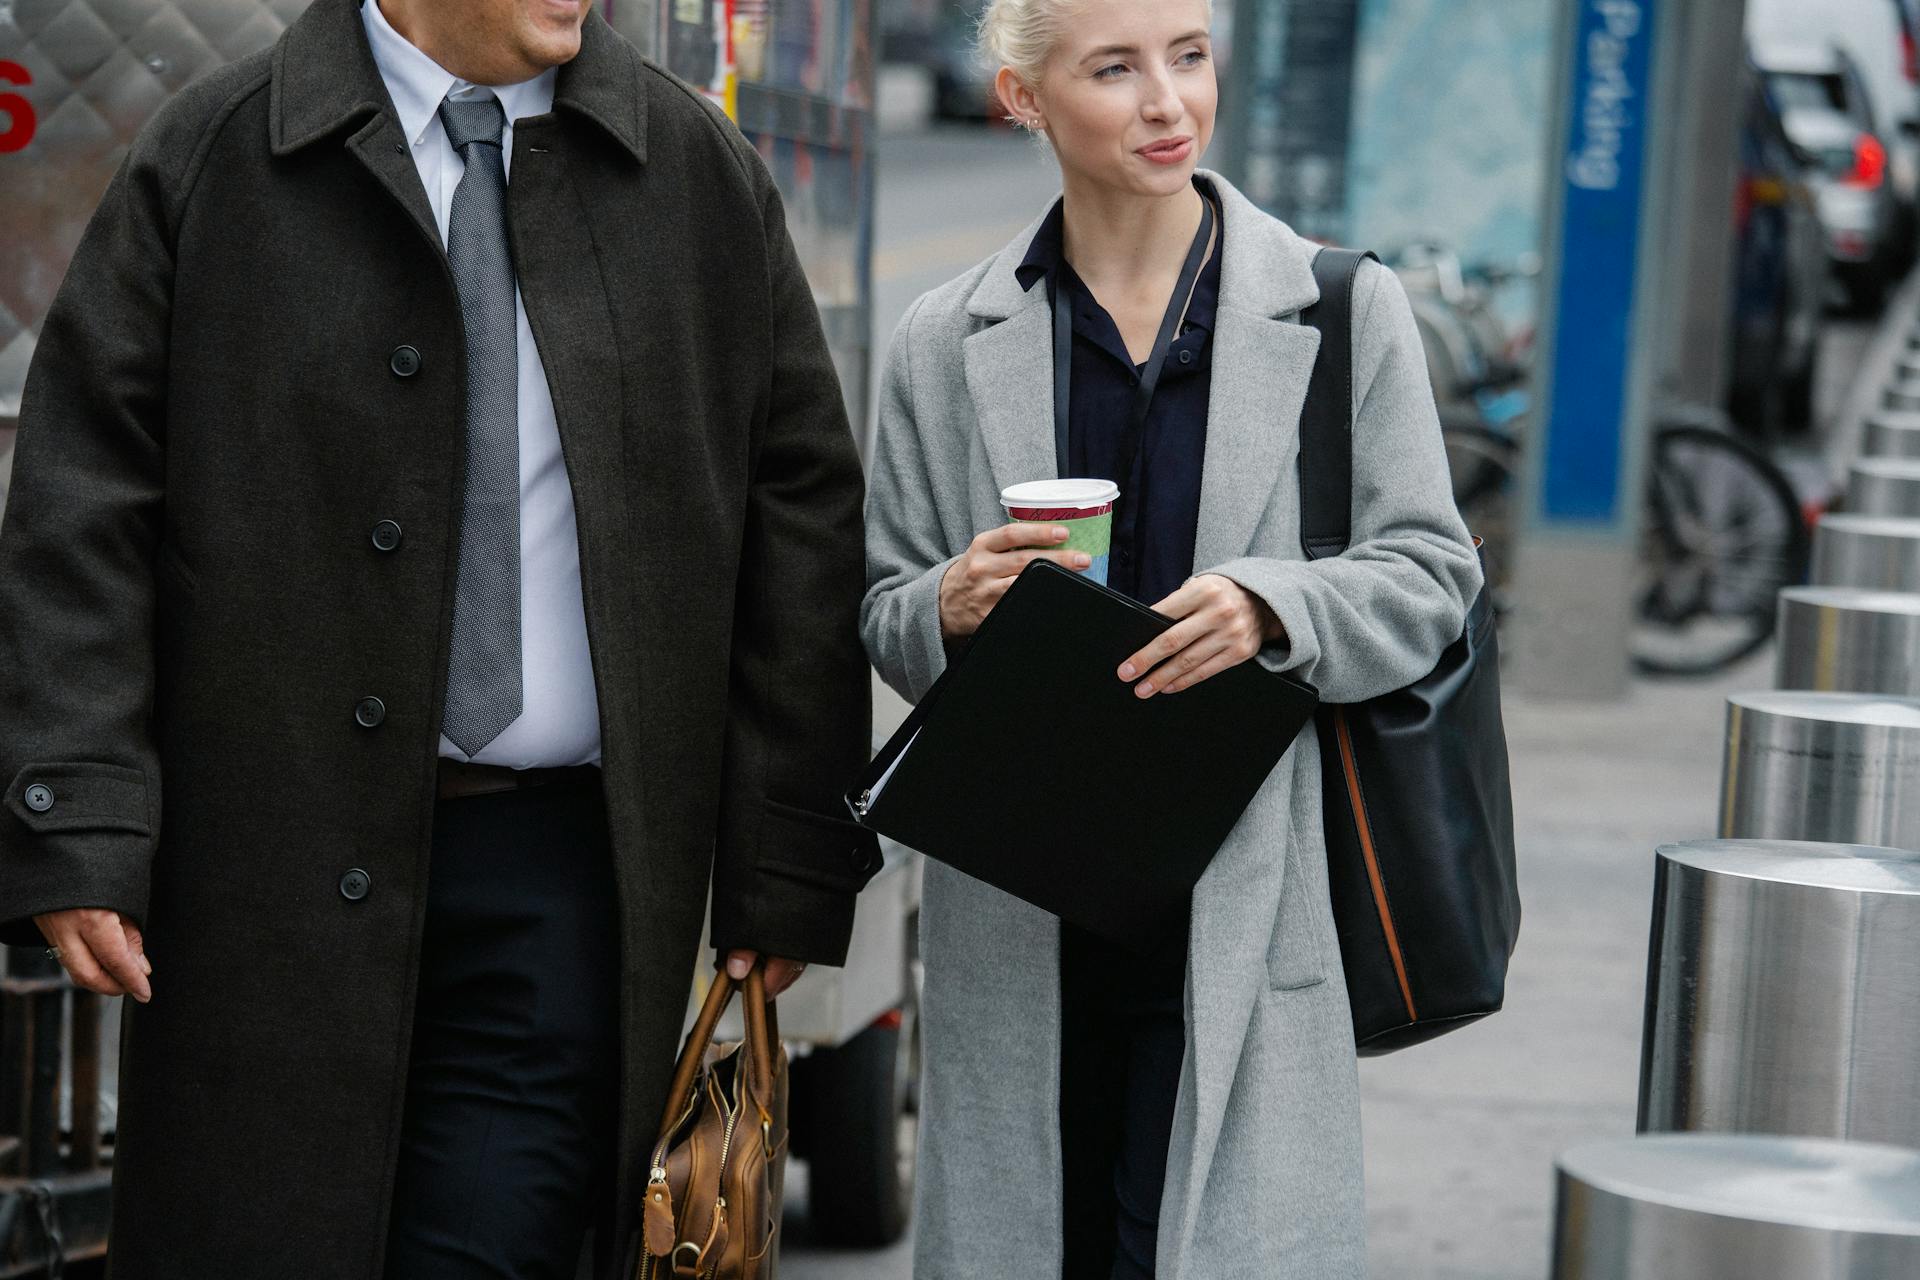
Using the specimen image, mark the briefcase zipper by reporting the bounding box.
[699,1069,749,1280]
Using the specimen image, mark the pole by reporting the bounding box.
[1511,0,1685,698]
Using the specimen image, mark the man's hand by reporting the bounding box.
[724,949,808,998]
[1117,574,1285,699]
[35,908,152,1002]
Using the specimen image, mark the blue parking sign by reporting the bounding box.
[1541,0,1660,524]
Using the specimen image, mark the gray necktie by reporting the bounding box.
[438,92,523,757]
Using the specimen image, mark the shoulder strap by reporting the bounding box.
[1298,247,1379,560]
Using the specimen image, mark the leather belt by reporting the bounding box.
[435,759,599,802]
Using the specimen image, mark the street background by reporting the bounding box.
[3,0,1917,1274]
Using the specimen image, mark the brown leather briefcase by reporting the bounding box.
[635,962,788,1279]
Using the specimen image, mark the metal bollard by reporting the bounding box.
[1844,457,1920,516]
[1811,513,1920,591]
[1552,1134,1920,1279]
[1638,839,1920,1143]
[1777,586,1920,694]
[1861,409,1920,458]
[1720,690,1920,847]
[1885,381,1920,413]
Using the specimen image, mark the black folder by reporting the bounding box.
[847,560,1319,953]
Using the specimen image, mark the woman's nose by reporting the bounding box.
[1139,70,1180,123]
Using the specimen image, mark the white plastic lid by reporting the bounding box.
[999,479,1121,510]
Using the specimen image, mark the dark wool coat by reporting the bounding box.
[0,2,879,1275]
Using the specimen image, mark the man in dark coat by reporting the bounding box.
[0,0,880,1275]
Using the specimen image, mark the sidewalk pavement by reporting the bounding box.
[1357,654,1764,1278]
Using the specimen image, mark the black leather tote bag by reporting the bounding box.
[1297,248,1521,1055]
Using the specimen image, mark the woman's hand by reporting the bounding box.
[1118,575,1285,698]
[939,523,1093,640]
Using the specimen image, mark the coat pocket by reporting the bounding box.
[1267,827,1330,991]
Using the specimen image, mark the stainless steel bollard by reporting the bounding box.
[1552,1134,1920,1279]
[1886,382,1920,413]
[1638,839,1920,1143]
[1720,691,1920,847]
[1811,513,1920,591]
[1862,410,1920,459]
[1777,587,1920,694]
[1845,457,1920,516]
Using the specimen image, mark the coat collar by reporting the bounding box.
[964,170,1322,323]
[270,0,647,163]
[961,170,1326,570]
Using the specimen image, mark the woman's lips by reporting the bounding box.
[1137,137,1195,165]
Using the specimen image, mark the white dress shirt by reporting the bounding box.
[362,0,602,768]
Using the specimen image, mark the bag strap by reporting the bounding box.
[656,960,782,1145]
[660,968,738,1143]
[1297,247,1379,561]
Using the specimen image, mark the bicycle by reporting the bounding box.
[1438,407,1809,677]
[1391,248,1810,676]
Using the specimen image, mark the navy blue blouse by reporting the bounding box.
[1014,180,1223,607]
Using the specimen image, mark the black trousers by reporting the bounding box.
[383,772,621,1280]
[1059,922,1188,1280]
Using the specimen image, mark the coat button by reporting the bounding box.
[1178,349,1195,366]
[354,697,387,729]
[389,345,422,378]
[371,520,403,552]
[849,845,879,875]
[23,784,54,814]
[339,868,371,901]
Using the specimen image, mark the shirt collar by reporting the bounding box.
[1016,176,1221,294]
[361,0,557,148]
[1016,178,1225,340]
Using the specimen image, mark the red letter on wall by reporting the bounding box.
[0,60,36,154]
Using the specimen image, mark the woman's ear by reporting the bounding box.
[994,66,1043,131]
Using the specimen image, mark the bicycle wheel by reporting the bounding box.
[1442,421,1519,606]
[1631,423,1809,677]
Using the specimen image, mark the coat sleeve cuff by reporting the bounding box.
[0,764,156,946]
[711,800,884,967]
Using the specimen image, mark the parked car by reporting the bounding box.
[1755,40,1904,310]
[1729,56,1830,436]
[928,1,997,121]
[1748,0,1920,269]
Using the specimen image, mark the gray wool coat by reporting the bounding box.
[860,173,1481,1279]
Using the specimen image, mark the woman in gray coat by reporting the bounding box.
[860,1,1481,1276]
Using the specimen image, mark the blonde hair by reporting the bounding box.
[976,0,1086,91]
[977,0,1216,117]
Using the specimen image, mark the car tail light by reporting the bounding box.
[1844,133,1888,188]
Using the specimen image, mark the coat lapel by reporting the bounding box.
[1191,173,1325,570]
[271,0,441,249]
[963,302,1058,497]
[962,210,1058,497]
[1193,314,1320,569]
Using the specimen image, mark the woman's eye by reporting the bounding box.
[1094,63,1129,79]
[1178,49,1210,67]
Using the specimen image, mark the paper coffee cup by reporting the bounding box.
[1001,479,1119,587]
